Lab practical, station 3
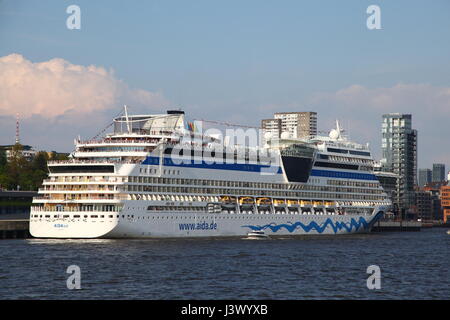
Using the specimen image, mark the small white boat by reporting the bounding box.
[447,230,450,235]
[246,231,269,239]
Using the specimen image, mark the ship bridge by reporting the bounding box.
[113,110,185,136]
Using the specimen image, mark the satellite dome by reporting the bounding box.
[281,131,291,139]
[329,129,339,140]
[264,132,272,140]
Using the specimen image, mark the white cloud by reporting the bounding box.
[308,83,450,167]
[310,83,450,116]
[0,53,168,118]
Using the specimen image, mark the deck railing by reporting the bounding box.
[48,159,143,165]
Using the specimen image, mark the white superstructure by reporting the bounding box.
[30,110,391,238]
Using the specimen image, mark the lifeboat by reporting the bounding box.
[300,200,312,206]
[324,201,335,207]
[256,197,272,206]
[220,196,237,208]
[220,195,236,202]
[273,199,286,206]
[239,197,254,207]
[313,201,324,207]
[246,231,269,240]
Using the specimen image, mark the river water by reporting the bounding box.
[0,228,448,299]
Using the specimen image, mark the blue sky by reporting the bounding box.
[1,0,450,171]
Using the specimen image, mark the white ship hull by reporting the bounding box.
[30,110,392,239]
[30,206,384,239]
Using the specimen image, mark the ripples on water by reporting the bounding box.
[0,229,448,299]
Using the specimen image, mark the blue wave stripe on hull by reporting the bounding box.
[242,212,383,234]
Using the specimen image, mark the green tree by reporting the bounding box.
[0,145,60,191]
[5,144,29,190]
[0,148,6,172]
[32,152,49,172]
[29,151,50,189]
[0,172,10,190]
[49,151,69,161]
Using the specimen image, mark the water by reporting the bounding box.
[0,228,448,299]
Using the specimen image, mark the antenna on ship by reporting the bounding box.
[335,119,341,138]
[329,119,345,141]
[124,105,132,134]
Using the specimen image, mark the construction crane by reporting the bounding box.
[193,118,261,129]
[194,118,336,137]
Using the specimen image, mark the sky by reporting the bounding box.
[0,0,449,171]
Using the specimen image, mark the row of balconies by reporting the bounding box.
[48,159,142,165]
[40,185,117,191]
[77,138,161,145]
[44,176,126,184]
[34,194,126,202]
[31,204,122,212]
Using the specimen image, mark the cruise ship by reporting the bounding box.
[29,109,391,238]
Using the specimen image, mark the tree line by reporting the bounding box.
[0,144,68,191]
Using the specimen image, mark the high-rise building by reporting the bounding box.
[261,118,282,144]
[374,169,400,218]
[274,112,317,139]
[381,113,417,216]
[1,144,37,162]
[441,185,450,223]
[418,168,432,187]
[261,112,317,145]
[432,163,445,182]
[415,190,433,220]
[423,182,445,220]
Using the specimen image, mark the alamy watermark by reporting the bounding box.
[66,5,81,30]
[65,5,381,31]
[145,121,282,176]
[367,5,381,30]
[366,265,381,290]
[66,265,81,289]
